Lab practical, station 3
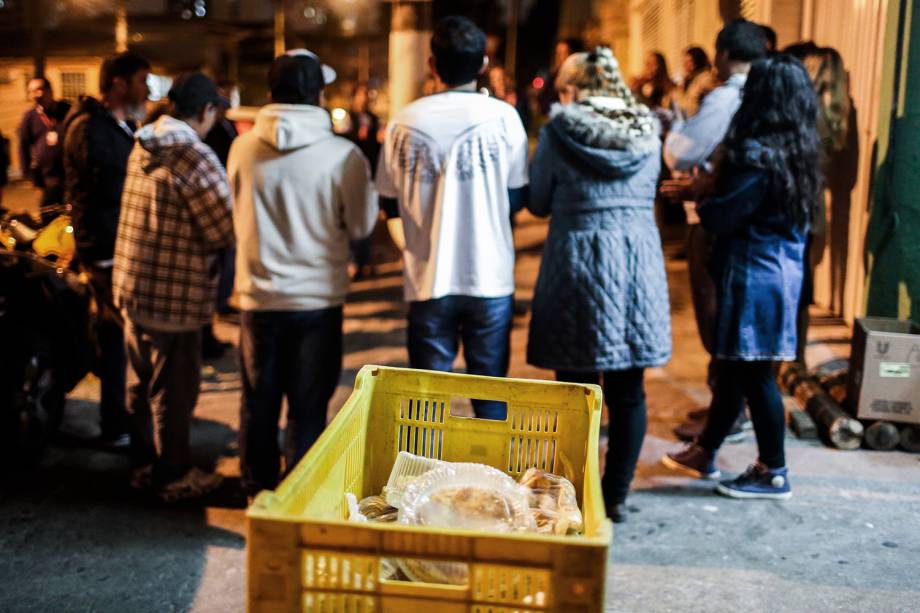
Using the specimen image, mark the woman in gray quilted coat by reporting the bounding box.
[527,47,671,522]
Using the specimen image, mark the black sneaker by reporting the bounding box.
[661,444,721,479]
[606,502,628,523]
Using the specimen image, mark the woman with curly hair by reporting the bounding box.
[527,47,671,522]
[663,54,821,499]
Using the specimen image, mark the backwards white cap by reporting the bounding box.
[284,48,337,85]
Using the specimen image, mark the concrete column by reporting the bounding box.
[387,0,432,116]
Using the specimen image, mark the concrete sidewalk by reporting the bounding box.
[0,207,918,612]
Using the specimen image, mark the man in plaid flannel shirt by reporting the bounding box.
[113,73,233,502]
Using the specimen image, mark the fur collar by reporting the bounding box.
[551,97,659,152]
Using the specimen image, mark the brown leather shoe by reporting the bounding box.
[661,444,721,480]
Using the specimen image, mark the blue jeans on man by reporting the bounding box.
[407,294,513,420]
[238,306,343,496]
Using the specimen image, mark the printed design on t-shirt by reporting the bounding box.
[454,119,507,182]
[391,126,440,185]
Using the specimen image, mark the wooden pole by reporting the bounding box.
[274,0,286,57]
[863,421,900,451]
[779,363,864,450]
[899,425,920,452]
[29,0,46,77]
[115,0,128,53]
[359,44,371,84]
[505,0,520,80]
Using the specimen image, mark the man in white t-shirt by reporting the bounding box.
[376,16,529,419]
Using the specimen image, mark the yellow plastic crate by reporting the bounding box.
[247,365,612,612]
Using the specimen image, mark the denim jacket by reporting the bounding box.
[699,163,807,361]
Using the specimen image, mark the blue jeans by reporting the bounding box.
[408,294,513,420]
[239,307,343,495]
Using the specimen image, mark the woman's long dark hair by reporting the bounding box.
[649,52,673,88]
[685,46,711,75]
[722,55,821,228]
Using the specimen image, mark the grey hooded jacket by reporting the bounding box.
[526,100,672,371]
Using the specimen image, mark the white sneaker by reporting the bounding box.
[157,468,224,503]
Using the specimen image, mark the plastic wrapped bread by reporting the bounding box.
[519,468,584,536]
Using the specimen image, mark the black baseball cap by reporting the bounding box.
[268,49,336,105]
[168,72,230,111]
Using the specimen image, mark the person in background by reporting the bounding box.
[229,50,377,498]
[538,36,585,115]
[18,77,71,206]
[658,19,766,444]
[527,47,671,522]
[344,81,381,280]
[64,51,151,448]
[761,24,778,53]
[674,46,714,118]
[785,42,855,362]
[345,82,381,170]
[204,84,238,168]
[201,85,240,358]
[376,16,529,420]
[632,51,675,110]
[114,72,234,501]
[486,65,531,132]
[815,47,858,317]
[663,55,820,499]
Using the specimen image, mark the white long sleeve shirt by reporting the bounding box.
[664,72,747,223]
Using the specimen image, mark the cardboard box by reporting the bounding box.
[847,318,920,424]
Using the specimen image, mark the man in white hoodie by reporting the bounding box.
[228,50,377,497]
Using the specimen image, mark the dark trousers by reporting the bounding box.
[408,294,513,420]
[698,360,786,468]
[216,247,236,314]
[556,368,647,506]
[687,224,717,355]
[88,267,128,437]
[687,224,720,393]
[350,238,371,272]
[125,320,201,484]
[239,307,343,495]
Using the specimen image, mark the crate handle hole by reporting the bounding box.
[449,396,508,421]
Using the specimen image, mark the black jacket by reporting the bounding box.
[18,100,71,203]
[63,96,136,263]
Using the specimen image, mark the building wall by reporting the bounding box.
[801,0,891,322]
[623,0,724,82]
